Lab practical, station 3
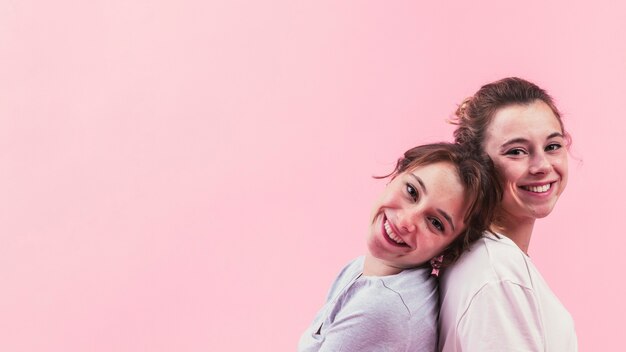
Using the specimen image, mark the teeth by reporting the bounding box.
[384,220,405,244]
[523,183,551,193]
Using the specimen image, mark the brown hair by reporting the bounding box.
[380,143,502,267]
[452,77,569,155]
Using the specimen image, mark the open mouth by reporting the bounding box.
[520,182,555,194]
[382,217,409,247]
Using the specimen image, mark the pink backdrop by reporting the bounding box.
[1,1,623,350]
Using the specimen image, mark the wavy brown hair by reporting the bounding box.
[379,143,501,268]
[451,77,569,156]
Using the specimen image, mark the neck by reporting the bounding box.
[492,210,536,254]
[363,254,403,276]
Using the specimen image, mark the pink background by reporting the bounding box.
[1,1,623,350]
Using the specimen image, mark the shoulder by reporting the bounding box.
[337,256,365,278]
[441,233,534,292]
[324,257,365,301]
[379,267,438,318]
[344,278,415,320]
[439,270,545,351]
[343,267,438,320]
[338,271,438,349]
[331,280,414,341]
[438,234,537,325]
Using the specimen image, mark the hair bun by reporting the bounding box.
[455,98,472,121]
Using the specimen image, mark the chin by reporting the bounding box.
[529,204,558,219]
[532,211,552,219]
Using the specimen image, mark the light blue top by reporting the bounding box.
[299,256,438,352]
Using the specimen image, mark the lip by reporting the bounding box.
[381,214,410,248]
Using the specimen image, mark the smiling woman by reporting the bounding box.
[298,143,501,352]
[438,77,578,351]
[484,101,568,249]
[365,162,467,277]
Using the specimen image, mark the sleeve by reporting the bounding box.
[456,281,545,352]
[317,298,411,352]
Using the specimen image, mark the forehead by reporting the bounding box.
[404,162,467,215]
[406,162,458,183]
[486,101,562,143]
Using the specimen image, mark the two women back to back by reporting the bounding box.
[300,77,578,351]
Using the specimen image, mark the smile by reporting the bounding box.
[520,182,554,193]
[384,219,407,246]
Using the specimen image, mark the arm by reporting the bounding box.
[456,281,544,352]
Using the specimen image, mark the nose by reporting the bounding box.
[397,207,419,234]
[529,151,551,175]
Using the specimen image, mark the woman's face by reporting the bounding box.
[483,100,568,221]
[367,162,468,272]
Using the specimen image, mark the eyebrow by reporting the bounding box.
[409,174,427,195]
[500,132,564,150]
[410,173,455,232]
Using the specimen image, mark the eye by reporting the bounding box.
[504,148,527,156]
[406,183,419,201]
[545,143,562,152]
[429,217,445,233]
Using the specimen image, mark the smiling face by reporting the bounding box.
[483,100,568,223]
[365,162,468,276]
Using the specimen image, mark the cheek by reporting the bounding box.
[501,183,519,202]
[426,235,456,255]
[556,155,569,175]
[370,192,396,219]
[495,162,522,186]
[556,158,569,191]
[369,201,382,221]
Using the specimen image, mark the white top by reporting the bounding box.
[438,233,578,351]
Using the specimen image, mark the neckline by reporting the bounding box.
[486,232,531,258]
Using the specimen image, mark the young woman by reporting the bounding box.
[438,77,578,351]
[299,143,501,352]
